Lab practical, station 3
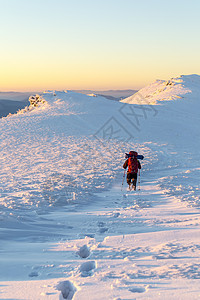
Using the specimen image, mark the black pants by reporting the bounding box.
[127,172,137,187]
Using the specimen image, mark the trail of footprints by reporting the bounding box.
[27,195,200,299]
[55,239,200,299]
[56,241,150,299]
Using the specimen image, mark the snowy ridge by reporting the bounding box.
[121,74,200,104]
[0,90,151,216]
[0,76,200,213]
[1,75,200,299]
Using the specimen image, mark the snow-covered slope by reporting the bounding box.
[0,91,129,214]
[121,74,200,148]
[121,74,200,104]
[0,74,199,224]
[0,75,200,299]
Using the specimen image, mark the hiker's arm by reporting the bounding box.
[123,160,128,169]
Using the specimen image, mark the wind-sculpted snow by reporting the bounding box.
[0,90,151,218]
[121,74,200,104]
[0,78,199,213]
[159,168,200,208]
[121,74,200,209]
[1,75,200,299]
[0,134,127,215]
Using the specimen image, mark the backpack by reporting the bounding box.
[128,157,138,173]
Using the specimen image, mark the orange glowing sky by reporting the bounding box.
[0,0,199,91]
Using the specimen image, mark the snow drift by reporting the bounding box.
[0,75,200,215]
[0,74,200,299]
[121,74,200,104]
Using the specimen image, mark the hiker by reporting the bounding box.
[123,151,141,190]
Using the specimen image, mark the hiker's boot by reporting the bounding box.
[132,179,137,191]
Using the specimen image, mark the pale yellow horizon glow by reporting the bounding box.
[1,57,198,92]
[0,0,199,92]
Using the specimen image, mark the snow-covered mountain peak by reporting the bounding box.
[6,90,108,120]
[121,74,200,105]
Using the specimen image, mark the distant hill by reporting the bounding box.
[73,89,138,100]
[0,99,29,118]
[0,92,37,101]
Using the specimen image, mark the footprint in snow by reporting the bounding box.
[78,233,95,238]
[99,227,109,234]
[97,221,106,227]
[113,212,120,218]
[77,244,90,258]
[154,253,176,259]
[129,286,149,293]
[80,261,96,277]
[29,271,39,277]
[57,280,77,300]
[97,221,109,234]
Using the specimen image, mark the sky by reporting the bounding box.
[0,0,200,91]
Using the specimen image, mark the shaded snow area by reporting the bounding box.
[0,99,29,118]
[0,75,200,299]
[0,92,33,117]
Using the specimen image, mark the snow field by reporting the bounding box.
[0,75,200,299]
[2,181,200,299]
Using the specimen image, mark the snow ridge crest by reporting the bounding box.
[121,74,200,105]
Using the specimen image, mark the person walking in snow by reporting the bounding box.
[123,151,141,190]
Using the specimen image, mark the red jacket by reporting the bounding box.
[123,158,141,173]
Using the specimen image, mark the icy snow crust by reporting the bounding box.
[121,74,200,104]
[0,74,200,299]
[0,91,141,215]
